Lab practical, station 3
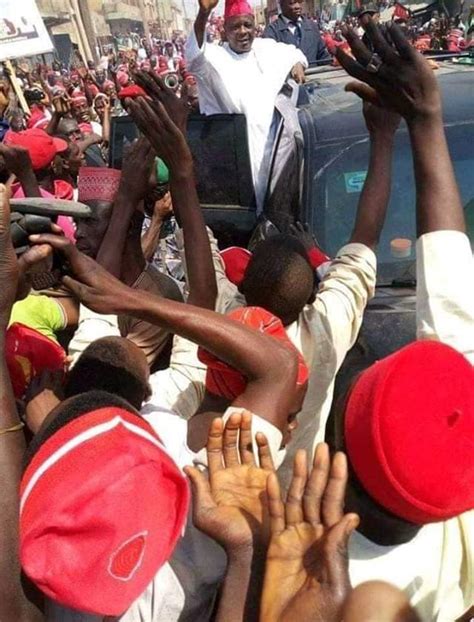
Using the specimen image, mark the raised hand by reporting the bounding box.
[362,101,401,136]
[337,18,441,123]
[0,185,18,327]
[28,233,132,315]
[289,221,320,254]
[198,0,219,14]
[0,143,34,178]
[260,444,359,622]
[133,71,190,133]
[127,95,192,176]
[184,411,275,552]
[52,94,71,117]
[119,136,155,203]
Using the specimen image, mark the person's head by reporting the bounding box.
[240,235,315,326]
[327,341,474,546]
[93,94,108,122]
[224,14,256,53]
[70,71,81,86]
[75,166,122,257]
[164,41,174,56]
[71,93,91,122]
[103,79,117,100]
[54,137,85,178]
[65,337,151,409]
[3,128,68,173]
[20,390,189,618]
[343,581,421,622]
[280,0,304,22]
[57,116,83,143]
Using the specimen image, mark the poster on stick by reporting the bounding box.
[0,0,53,61]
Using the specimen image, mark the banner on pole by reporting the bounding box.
[0,0,53,61]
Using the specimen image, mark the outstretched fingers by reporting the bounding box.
[238,410,255,465]
[285,450,308,526]
[207,417,225,475]
[303,442,330,525]
[322,451,349,528]
[222,412,241,467]
[267,472,285,537]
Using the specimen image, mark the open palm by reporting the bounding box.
[261,445,359,622]
[185,412,275,550]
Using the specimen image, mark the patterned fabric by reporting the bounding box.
[78,166,121,202]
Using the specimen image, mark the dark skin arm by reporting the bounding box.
[342,27,400,250]
[129,74,217,309]
[349,101,400,249]
[337,19,465,236]
[45,95,71,137]
[141,192,172,263]
[0,144,41,198]
[185,413,275,622]
[0,185,44,622]
[194,0,219,47]
[95,137,155,283]
[29,235,298,432]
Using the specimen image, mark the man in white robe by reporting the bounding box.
[185,0,308,211]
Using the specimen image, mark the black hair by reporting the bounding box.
[24,390,139,470]
[64,337,149,410]
[240,234,315,326]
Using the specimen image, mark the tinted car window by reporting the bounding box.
[310,123,474,285]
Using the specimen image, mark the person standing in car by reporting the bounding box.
[263,0,331,65]
[186,0,307,213]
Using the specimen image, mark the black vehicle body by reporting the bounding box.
[297,61,474,393]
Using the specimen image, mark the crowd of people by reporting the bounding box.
[0,0,473,620]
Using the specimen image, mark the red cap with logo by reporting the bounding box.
[198,306,308,399]
[20,407,189,616]
[345,341,474,524]
[4,129,68,171]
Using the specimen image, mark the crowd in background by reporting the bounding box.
[0,4,473,622]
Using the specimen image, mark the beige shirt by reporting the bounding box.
[208,240,377,487]
[348,230,474,621]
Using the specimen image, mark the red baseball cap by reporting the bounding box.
[198,306,308,399]
[4,128,68,171]
[345,341,474,524]
[5,323,66,399]
[20,407,189,616]
[220,247,252,287]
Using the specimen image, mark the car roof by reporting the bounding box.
[301,61,474,141]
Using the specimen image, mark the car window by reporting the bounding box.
[310,123,474,285]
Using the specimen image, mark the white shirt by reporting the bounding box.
[186,29,307,210]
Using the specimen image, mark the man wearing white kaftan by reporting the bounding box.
[186,0,307,211]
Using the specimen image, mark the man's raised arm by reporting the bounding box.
[193,0,220,48]
[30,234,299,435]
[0,186,43,622]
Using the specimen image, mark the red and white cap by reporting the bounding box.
[20,407,189,616]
